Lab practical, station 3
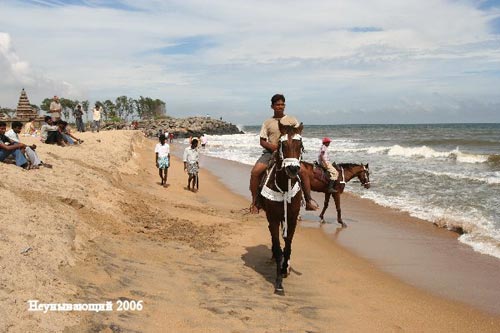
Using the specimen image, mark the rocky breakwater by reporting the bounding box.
[139,116,244,138]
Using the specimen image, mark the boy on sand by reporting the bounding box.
[183,138,199,192]
[155,134,170,187]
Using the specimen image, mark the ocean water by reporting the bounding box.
[189,123,500,259]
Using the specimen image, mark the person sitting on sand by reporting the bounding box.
[155,134,170,187]
[23,117,36,136]
[5,121,52,169]
[59,121,83,145]
[40,116,65,146]
[183,137,200,192]
[249,93,318,214]
[0,121,30,169]
[318,137,338,193]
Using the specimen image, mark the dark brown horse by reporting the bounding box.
[301,162,371,227]
[260,122,304,294]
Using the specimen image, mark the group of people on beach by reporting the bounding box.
[154,133,200,192]
[0,95,97,170]
[49,95,103,133]
[157,129,174,143]
[248,93,338,214]
[0,120,52,170]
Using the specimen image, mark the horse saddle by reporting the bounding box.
[313,161,339,185]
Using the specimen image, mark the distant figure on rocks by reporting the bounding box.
[74,104,85,132]
[92,103,102,133]
[49,95,62,121]
[201,134,208,148]
[155,134,170,187]
[169,132,174,143]
[183,138,199,192]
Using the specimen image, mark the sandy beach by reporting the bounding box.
[1,130,500,332]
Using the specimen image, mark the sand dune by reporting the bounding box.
[1,130,499,332]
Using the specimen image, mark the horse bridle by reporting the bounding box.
[277,133,303,170]
[360,165,370,186]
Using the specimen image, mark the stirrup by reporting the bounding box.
[328,181,337,193]
[249,203,260,214]
[305,198,319,211]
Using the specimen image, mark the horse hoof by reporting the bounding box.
[320,219,326,224]
[340,221,347,228]
[275,279,284,294]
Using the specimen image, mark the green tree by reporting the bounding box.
[40,98,51,113]
[60,98,77,120]
[81,100,89,122]
[103,99,117,120]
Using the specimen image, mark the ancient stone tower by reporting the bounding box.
[15,88,38,120]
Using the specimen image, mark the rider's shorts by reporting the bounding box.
[257,150,273,165]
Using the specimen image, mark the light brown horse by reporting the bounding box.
[301,162,371,227]
[260,122,304,294]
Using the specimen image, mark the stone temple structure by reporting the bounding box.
[15,88,38,120]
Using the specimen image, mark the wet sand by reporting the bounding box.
[192,150,500,315]
[1,131,499,332]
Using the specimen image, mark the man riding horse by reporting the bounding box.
[318,137,339,193]
[249,94,318,214]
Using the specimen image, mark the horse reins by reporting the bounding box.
[261,133,303,238]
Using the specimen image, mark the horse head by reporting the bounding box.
[357,163,371,189]
[277,118,304,179]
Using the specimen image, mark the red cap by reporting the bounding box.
[322,137,332,144]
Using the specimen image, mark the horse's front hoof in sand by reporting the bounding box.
[274,279,285,295]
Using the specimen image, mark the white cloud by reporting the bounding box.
[0,0,499,123]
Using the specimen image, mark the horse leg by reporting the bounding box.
[333,193,346,227]
[319,192,330,224]
[281,215,298,278]
[269,221,284,294]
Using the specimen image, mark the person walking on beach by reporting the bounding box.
[318,137,338,193]
[49,95,62,121]
[183,137,199,192]
[249,93,318,214]
[92,103,102,133]
[74,104,85,132]
[155,134,170,187]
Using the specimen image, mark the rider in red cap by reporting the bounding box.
[318,137,338,193]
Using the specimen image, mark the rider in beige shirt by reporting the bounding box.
[249,94,318,213]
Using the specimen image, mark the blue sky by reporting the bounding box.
[1,0,500,124]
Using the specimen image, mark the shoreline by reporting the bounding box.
[1,131,499,332]
[182,146,500,315]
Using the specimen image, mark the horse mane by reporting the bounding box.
[337,163,363,168]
